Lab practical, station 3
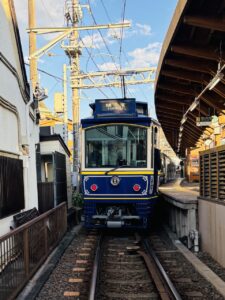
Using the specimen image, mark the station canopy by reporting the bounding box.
[155,0,225,156]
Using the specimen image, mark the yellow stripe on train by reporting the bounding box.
[80,171,155,175]
[83,196,159,200]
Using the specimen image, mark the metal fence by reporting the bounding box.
[0,202,67,300]
[200,145,225,200]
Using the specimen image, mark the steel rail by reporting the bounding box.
[143,239,182,300]
[88,234,103,300]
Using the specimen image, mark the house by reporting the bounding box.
[0,0,39,235]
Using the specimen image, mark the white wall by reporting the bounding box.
[199,199,225,267]
[0,1,39,236]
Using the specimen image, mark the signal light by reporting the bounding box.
[90,184,98,192]
[133,184,141,192]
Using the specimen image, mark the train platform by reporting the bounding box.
[159,178,199,248]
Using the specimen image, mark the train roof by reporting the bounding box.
[81,98,152,128]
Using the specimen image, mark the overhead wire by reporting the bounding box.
[100,0,151,104]
[40,0,57,27]
[98,0,137,99]
[87,0,135,98]
[25,63,65,82]
[119,0,126,68]
[79,38,111,98]
[79,30,119,98]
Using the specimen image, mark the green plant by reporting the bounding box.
[72,192,84,208]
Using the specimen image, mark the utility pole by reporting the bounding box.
[28,0,38,91]
[64,0,80,186]
[63,64,68,143]
[27,1,134,190]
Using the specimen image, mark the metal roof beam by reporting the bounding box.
[183,16,225,32]
[161,68,210,84]
[164,58,216,74]
[157,82,197,96]
[201,93,225,111]
[171,45,223,61]
[157,105,185,114]
[158,114,181,122]
[157,109,183,117]
[156,95,192,105]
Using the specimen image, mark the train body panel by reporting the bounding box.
[80,98,160,229]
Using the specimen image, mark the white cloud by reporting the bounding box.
[80,33,105,49]
[97,62,120,71]
[14,0,65,56]
[107,19,132,40]
[128,42,162,68]
[136,23,152,36]
[14,0,64,27]
[80,20,152,50]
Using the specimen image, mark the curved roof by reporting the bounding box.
[155,0,225,155]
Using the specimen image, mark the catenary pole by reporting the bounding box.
[28,0,38,91]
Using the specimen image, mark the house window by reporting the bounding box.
[0,156,25,219]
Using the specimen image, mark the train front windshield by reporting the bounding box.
[85,124,147,168]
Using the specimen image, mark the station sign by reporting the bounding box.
[196,116,218,127]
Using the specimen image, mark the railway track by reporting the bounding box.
[89,233,181,300]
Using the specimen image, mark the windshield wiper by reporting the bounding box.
[105,164,128,175]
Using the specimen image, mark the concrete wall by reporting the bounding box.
[199,199,225,267]
[0,1,39,236]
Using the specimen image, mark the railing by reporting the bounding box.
[0,202,67,300]
[200,145,225,200]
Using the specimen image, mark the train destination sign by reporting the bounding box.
[94,98,136,117]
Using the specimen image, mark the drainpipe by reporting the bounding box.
[26,83,33,147]
[23,83,34,210]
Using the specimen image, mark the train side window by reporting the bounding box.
[151,127,154,168]
[154,127,158,146]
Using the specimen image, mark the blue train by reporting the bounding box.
[80,98,161,229]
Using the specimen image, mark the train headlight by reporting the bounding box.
[90,184,98,192]
[133,184,141,192]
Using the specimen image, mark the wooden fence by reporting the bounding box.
[200,145,225,200]
[0,202,67,300]
[38,182,54,213]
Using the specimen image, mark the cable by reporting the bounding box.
[40,0,57,27]
[119,0,126,68]
[88,0,135,98]
[79,36,117,98]
[99,0,144,100]
[25,63,65,82]
[98,1,136,98]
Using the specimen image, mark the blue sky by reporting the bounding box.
[14,0,178,120]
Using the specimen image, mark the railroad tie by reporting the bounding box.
[73,267,86,272]
[79,253,90,257]
[64,291,80,297]
[86,236,97,240]
[68,278,83,283]
[81,247,92,251]
[76,259,88,264]
[84,242,93,247]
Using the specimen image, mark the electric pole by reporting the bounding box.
[63,64,68,143]
[64,0,80,186]
[28,0,129,189]
[28,0,38,91]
